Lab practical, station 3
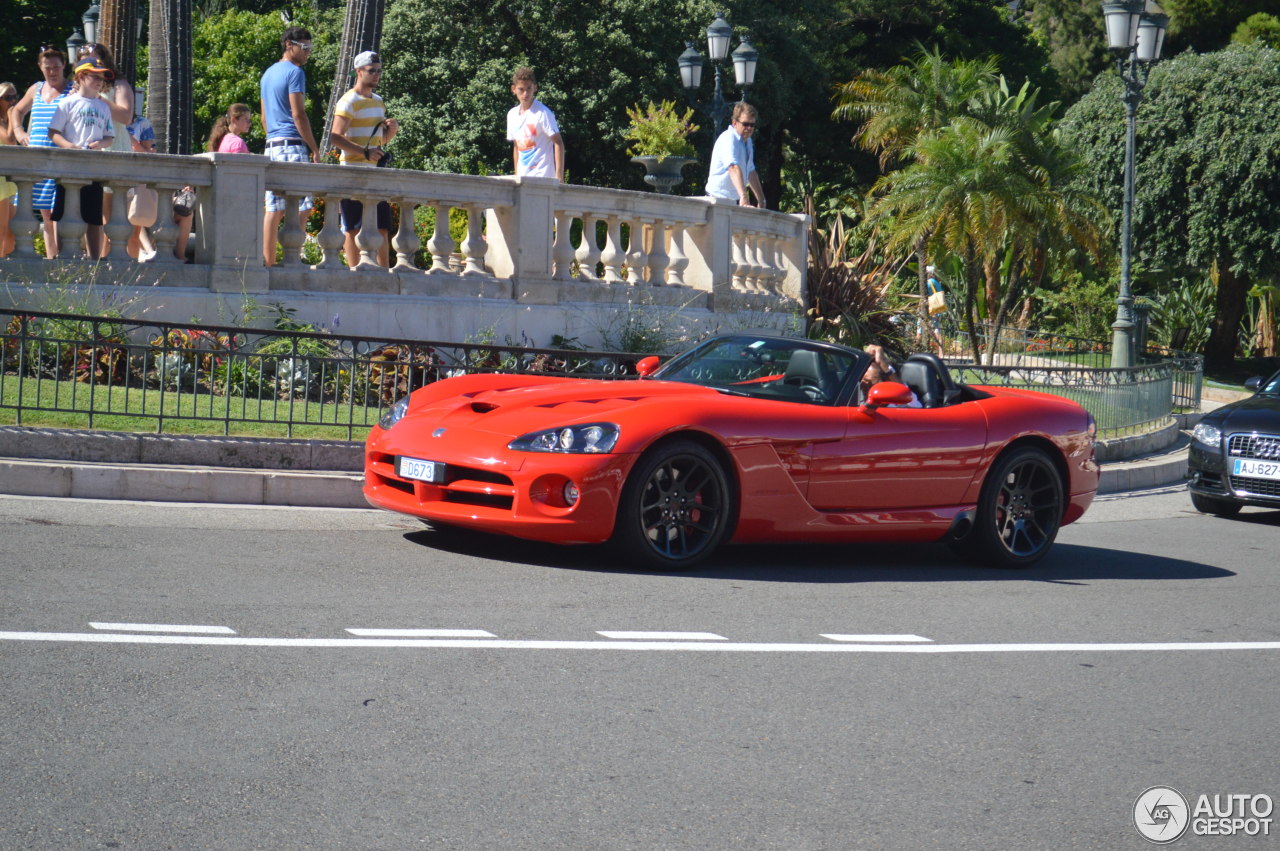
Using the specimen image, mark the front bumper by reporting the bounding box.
[363,428,637,544]
[1187,432,1280,508]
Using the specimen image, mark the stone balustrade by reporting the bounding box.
[1,146,807,345]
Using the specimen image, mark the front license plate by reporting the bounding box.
[397,456,444,483]
[1231,457,1280,480]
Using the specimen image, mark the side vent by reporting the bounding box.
[471,401,499,413]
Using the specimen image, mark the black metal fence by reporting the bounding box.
[1,308,647,439]
[942,321,1203,434]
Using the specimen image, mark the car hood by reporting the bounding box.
[405,379,727,437]
[1210,393,1280,435]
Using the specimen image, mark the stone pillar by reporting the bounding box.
[684,197,732,295]
[427,203,455,273]
[314,194,345,270]
[197,152,268,292]
[575,214,601,281]
[484,176,556,282]
[392,199,420,272]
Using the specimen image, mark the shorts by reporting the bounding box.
[264,142,315,213]
[340,199,392,233]
[49,183,102,225]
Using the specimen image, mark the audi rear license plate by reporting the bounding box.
[1231,457,1280,480]
[397,456,445,483]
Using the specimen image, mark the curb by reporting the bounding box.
[1,423,1189,508]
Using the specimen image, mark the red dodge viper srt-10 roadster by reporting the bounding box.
[364,334,1098,570]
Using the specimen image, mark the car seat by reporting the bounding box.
[783,349,834,399]
[899,353,960,408]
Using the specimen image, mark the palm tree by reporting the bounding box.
[833,47,1000,349]
[148,0,193,154]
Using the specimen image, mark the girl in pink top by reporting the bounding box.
[206,103,252,153]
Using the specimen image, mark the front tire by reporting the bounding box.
[956,447,1064,568]
[613,440,734,571]
[1190,491,1242,517]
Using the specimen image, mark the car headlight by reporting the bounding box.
[379,396,410,430]
[509,423,619,454]
[1192,421,1222,448]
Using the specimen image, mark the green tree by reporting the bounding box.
[0,1,82,87]
[1059,44,1280,370]
[1233,13,1280,48]
[1027,0,1110,101]
[1162,0,1275,54]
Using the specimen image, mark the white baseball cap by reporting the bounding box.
[354,51,379,69]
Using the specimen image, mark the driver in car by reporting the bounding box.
[861,344,922,407]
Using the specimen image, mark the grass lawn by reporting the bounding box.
[1,374,380,440]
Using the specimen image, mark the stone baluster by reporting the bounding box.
[600,215,624,283]
[666,221,688,286]
[56,181,88,259]
[552,210,575,280]
[313,194,345,269]
[148,188,182,265]
[392,199,420,272]
[427,203,455,273]
[460,204,487,276]
[353,194,383,271]
[730,230,749,291]
[646,218,669,287]
[277,195,306,267]
[746,232,766,292]
[763,234,783,290]
[625,218,648,285]
[102,179,134,263]
[9,179,39,258]
[575,214,601,281]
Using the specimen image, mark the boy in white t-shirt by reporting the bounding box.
[47,57,115,259]
[506,67,563,181]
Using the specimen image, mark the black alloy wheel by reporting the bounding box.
[956,447,1064,568]
[614,440,733,570]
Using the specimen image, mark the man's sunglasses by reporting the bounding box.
[737,121,756,129]
[290,40,313,51]
[1,93,18,102]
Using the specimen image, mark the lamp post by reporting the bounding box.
[1101,0,1168,369]
[65,2,102,62]
[677,12,759,137]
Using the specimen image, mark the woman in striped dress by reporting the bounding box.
[11,47,73,258]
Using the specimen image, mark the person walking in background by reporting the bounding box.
[46,58,114,260]
[330,51,399,268]
[506,67,563,182]
[1,81,20,257]
[206,103,252,153]
[259,26,320,266]
[706,101,765,208]
[9,46,74,258]
[925,264,947,354]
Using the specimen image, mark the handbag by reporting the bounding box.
[127,185,158,227]
[927,289,948,315]
[172,186,197,217]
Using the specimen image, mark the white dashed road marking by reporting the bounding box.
[345,629,498,638]
[597,631,728,640]
[822,634,933,643]
[89,622,237,635]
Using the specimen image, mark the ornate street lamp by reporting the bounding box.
[82,2,101,45]
[1101,0,1168,368]
[678,12,760,137]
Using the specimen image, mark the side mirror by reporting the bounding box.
[864,380,914,409]
[636,356,661,378]
[1245,376,1263,392]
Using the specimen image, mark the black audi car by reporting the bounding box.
[1188,368,1280,515]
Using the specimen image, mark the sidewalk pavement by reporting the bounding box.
[0,412,1199,508]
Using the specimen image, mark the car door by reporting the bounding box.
[806,401,988,511]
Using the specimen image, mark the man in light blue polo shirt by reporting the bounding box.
[707,101,765,207]
[260,25,320,266]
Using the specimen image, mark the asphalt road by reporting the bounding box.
[1,489,1277,850]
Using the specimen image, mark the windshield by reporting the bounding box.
[1261,370,1280,394]
[653,336,860,405]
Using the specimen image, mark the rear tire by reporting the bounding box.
[954,447,1064,568]
[1190,492,1242,517]
[612,440,734,571]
